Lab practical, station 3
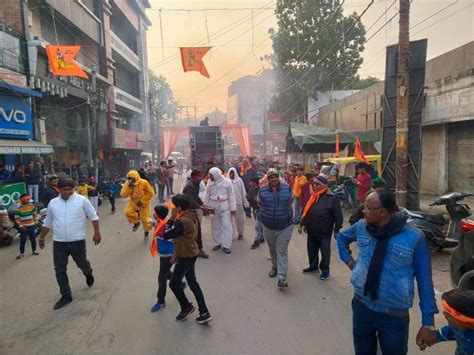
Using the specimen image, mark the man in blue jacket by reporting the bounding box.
[258,169,293,289]
[336,188,438,355]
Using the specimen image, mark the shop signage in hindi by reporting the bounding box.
[113,128,137,149]
[0,95,33,139]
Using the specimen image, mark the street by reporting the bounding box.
[0,185,455,354]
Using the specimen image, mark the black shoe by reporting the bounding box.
[212,245,221,251]
[16,254,24,260]
[251,241,260,249]
[176,304,195,322]
[85,272,94,287]
[32,251,39,256]
[144,231,149,240]
[223,248,231,254]
[132,222,140,232]
[278,279,288,288]
[197,249,209,259]
[195,312,213,324]
[237,235,243,240]
[54,295,73,310]
[268,267,277,278]
[302,267,319,274]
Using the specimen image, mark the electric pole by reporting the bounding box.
[192,104,198,121]
[395,0,410,207]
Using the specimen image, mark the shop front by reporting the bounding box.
[0,82,53,176]
[102,127,141,176]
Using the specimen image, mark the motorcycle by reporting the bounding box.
[333,179,355,211]
[401,192,473,251]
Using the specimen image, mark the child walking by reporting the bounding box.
[15,193,39,259]
[163,194,212,324]
[149,204,179,312]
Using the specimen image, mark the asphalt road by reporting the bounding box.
[0,187,454,354]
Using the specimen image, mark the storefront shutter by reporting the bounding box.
[448,121,474,193]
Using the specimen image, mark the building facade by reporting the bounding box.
[0,0,152,177]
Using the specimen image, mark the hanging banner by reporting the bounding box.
[180,47,212,78]
[45,45,88,79]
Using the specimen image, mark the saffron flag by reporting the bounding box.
[180,47,212,78]
[335,134,340,158]
[354,138,369,163]
[45,45,88,79]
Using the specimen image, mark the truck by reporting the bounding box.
[189,126,225,172]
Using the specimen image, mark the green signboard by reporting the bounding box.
[0,183,26,209]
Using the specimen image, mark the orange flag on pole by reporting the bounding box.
[45,45,88,79]
[354,138,369,163]
[180,47,212,78]
[335,134,340,158]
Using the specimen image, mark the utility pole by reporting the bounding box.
[395,0,410,207]
[192,104,198,121]
[87,65,97,174]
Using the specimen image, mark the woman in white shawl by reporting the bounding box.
[227,167,250,240]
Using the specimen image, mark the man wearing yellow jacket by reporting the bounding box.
[121,170,154,238]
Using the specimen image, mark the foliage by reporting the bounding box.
[269,0,366,121]
[348,76,380,89]
[148,73,181,124]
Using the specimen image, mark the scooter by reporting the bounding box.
[333,180,355,210]
[401,192,473,251]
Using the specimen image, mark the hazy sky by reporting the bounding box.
[146,0,474,117]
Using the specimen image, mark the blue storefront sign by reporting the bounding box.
[0,93,34,140]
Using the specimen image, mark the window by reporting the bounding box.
[0,31,21,72]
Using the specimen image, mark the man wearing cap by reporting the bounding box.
[258,169,293,288]
[301,174,343,280]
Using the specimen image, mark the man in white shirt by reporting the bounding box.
[203,167,236,254]
[227,167,250,240]
[38,178,102,310]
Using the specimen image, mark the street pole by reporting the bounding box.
[395,0,410,207]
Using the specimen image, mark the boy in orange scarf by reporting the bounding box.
[292,167,307,224]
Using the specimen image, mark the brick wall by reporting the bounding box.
[1,0,23,34]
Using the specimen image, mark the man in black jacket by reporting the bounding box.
[43,176,59,207]
[182,169,209,259]
[302,174,343,280]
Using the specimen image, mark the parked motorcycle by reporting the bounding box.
[401,192,473,251]
[333,179,355,211]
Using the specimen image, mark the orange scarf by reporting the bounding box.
[301,187,328,220]
[442,299,474,327]
[293,175,307,197]
[149,218,168,257]
[239,163,252,177]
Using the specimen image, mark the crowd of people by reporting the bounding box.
[12,153,472,354]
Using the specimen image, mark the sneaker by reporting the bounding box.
[197,249,209,259]
[144,231,149,240]
[302,267,319,274]
[85,272,94,287]
[16,254,24,260]
[259,238,265,244]
[238,235,243,240]
[268,267,277,278]
[278,279,288,288]
[212,245,221,251]
[195,312,213,324]
[223,248,231,254]
[132,222,140,232]
[176,304,195,321]
[250,241,260,249]
[150,302,166,313]
[111,209,116,214]
[32,251,39,256]
[54,295,73,310]
[298,226,303,234]
[320,271,330,280]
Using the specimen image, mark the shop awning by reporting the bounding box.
[0,82,43,98]
[0,139,54,154]
[287,122,381,153]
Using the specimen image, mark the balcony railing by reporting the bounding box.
[111,32,141,71]
[114,87,143,114]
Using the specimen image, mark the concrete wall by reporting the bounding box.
[420,124,448,195]
[313,81,384,131]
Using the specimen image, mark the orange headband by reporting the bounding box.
[442,299,474,326]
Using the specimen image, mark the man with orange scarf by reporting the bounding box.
[292,167,307,224]
[301,174,343,280]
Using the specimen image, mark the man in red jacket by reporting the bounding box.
[352,163,372,207]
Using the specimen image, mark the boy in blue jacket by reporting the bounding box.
[150,204,182,312]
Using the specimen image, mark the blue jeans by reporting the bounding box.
[19,226,36,254]
[254,210,264,243]
[27,185,39,203]
[293,197,302,222]
[352,297,410,355]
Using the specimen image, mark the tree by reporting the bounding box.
[148,73,181,124]
[269,0,366,121]
[348,76,380,90]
